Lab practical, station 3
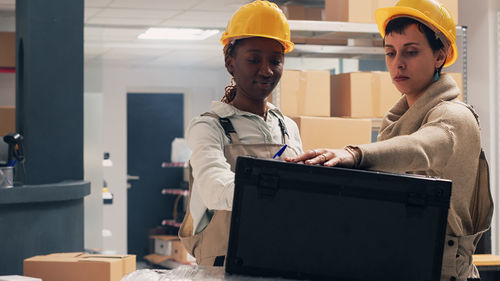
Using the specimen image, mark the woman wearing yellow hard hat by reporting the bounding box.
[286,1,493,280]
[179,0,303,266]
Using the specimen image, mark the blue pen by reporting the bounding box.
[272,144,287,159]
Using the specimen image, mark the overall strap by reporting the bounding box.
[278,118,289,144]
[218,118,241,144]
[200,112,241,144]
[269,110,289,144]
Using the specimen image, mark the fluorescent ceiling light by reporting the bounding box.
[138,27,219,40]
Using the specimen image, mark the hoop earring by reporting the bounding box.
[433,69,440,82]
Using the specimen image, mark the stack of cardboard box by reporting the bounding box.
[282,0,459,47]
[282,0,459,24]
[280,4,324,21]
[0,107,15,136]
[280,70,372,151]
[0,32,15,68]
[280,70,463,151]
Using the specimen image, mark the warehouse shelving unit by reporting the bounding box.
[158,162,189,229]
[276,20,468,142]
[286,20,468,101]
[140,162,190,268]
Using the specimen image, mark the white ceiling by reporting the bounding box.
[84,0,253,68]
[0,0,256,68]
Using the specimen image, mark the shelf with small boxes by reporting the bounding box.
[144,182,192,267]
[159,180,189,229]
[145,235,195,269]
[144,147,192,268]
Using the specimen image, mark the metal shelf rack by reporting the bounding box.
[285,20,468,101]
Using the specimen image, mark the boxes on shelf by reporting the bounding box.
[280,5,324,21]
[324,0,458,24]
[0,106,15,136]
[331,72,401,118]
[0,32,15,68]
[292,36,349,46]
[149,235,195,264]
[280,70,331,117]
[23,252,136,281]
[291,116,372,151]
[144,235,196,268]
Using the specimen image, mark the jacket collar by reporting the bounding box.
[379,73,461,140]
[210,101,284,120]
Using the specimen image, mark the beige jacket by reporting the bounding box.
[356,74,493,281]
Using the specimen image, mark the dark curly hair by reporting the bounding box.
[221,40,241,104]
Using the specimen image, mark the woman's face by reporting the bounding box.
[384,24,446,97]
[226,37,284,102]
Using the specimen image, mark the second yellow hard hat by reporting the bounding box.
[375,0,457,67]
[220,0,294,53]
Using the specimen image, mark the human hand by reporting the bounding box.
[284,148,358,167]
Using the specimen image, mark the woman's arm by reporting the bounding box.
[286,102,478,173]
[358,122,454,173]
[358,104,478,173]
[187,118,235,211]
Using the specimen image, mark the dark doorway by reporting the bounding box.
[127,93,183,260]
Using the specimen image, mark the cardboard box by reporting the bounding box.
[281,5,324,21]
[24,253,136,281]
[325,0,458,24]
[291,116,372,151]
[154,236,173,256]
[0,106,15,136]
[280,70,331,117]
[0,276,41,281]
[331,72,401,118]
[0,32,15,68]
[150,235,194,264]
[436,0,459,24]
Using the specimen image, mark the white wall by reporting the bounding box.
[83,93,103,250]
[459,0,499,254]
[85,62,229,254]
[0,73,15,106]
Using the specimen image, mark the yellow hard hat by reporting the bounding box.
[220,0,294,53]
[375,0,457,67]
